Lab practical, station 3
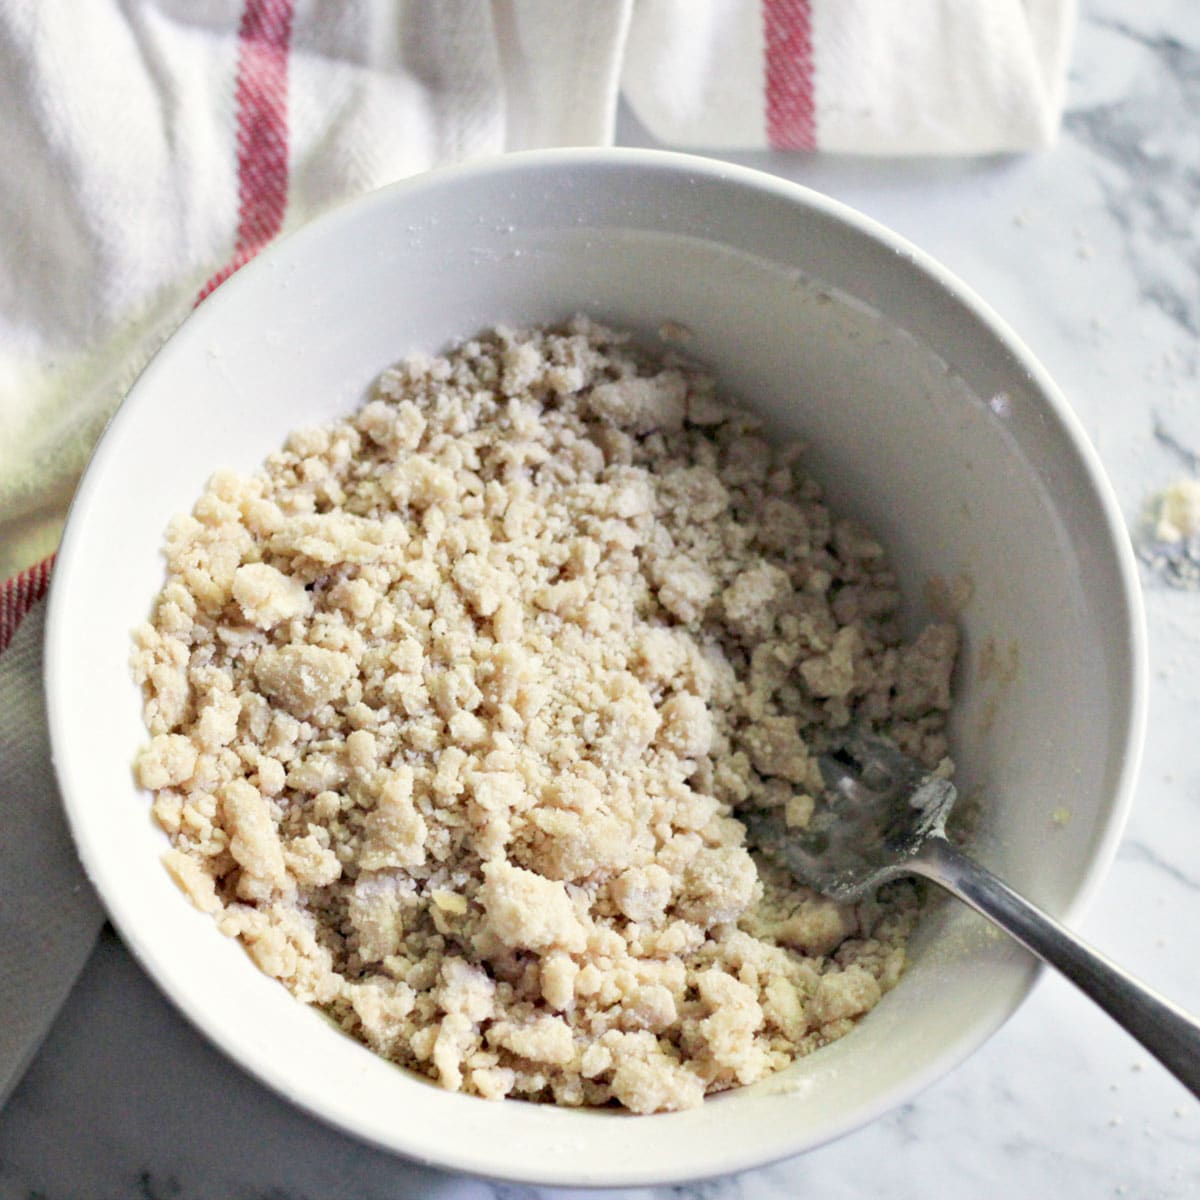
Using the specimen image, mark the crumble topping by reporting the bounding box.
[132,318,956,1113]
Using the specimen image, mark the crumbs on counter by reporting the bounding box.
[1137,477,1200,591]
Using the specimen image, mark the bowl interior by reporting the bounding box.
[45,150,1144,1187]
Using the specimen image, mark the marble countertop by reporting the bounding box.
[3,2,1198,1197]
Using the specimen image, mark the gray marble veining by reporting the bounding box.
[1067,21,1200,346]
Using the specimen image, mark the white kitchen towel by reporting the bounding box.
[623,0,1076,154]
[0,598,106,1104]
[0,0,1075,1109]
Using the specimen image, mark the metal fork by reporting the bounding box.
[742,729,1200,1099]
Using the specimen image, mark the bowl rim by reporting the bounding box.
[44,145,1148,1186]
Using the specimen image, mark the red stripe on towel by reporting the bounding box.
[198,0,296,300]
[0,554,54,655]
[764,0,817,150]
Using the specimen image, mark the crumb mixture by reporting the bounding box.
[132,318,957,1113]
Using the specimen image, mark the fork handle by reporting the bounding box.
[912,837,1200,1100]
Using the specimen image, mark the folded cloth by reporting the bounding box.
[0,0,1075,1109]
[624,0,1076,154]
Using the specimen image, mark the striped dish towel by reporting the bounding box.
[0,0,1074,1107]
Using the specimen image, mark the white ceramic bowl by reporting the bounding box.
[45,149,1146,1187]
